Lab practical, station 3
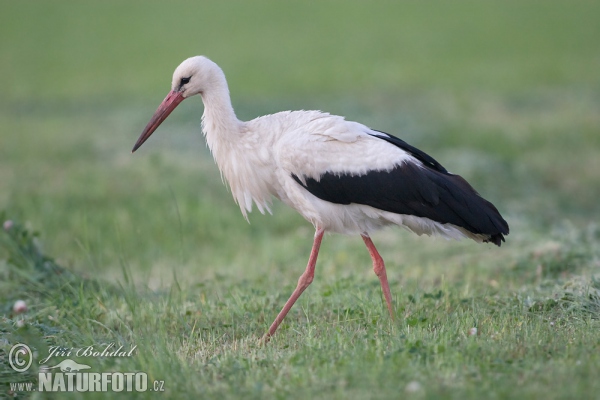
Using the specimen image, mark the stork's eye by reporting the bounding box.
[180,77,191,85]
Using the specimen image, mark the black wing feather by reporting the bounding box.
[372,130,448,173]
[293,131,509,246]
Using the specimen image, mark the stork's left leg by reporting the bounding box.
[261,228,325,342]
[361,234,395,319]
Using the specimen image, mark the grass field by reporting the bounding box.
[2,1,600,398]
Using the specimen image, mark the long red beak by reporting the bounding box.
[132,90,185,153]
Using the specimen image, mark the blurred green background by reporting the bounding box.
[2,1,600,398]
[2,0,600,279]
[1,0,599,282]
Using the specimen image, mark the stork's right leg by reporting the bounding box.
[262,228,325,342]
[361,234,395,319]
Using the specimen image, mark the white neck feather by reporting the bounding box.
[198,71,273,218]
[200,73,242,148]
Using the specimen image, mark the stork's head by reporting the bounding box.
[171,56,223,98]
[132,56,219,152]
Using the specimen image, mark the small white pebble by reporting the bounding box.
[13,300,27,314]
[468,327,478,336]
[405,381,422,393]
[3,220,13,231]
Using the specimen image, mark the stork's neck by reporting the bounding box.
[199,75,273,218]
[200,77,243,152]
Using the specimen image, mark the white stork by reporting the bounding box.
[132,56,509,341]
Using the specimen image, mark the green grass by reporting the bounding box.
[1,1,600,398]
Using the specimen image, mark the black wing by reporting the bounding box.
[293,131,509,246]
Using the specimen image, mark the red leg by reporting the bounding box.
[262,228,325,342]
[361,234,395,319]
